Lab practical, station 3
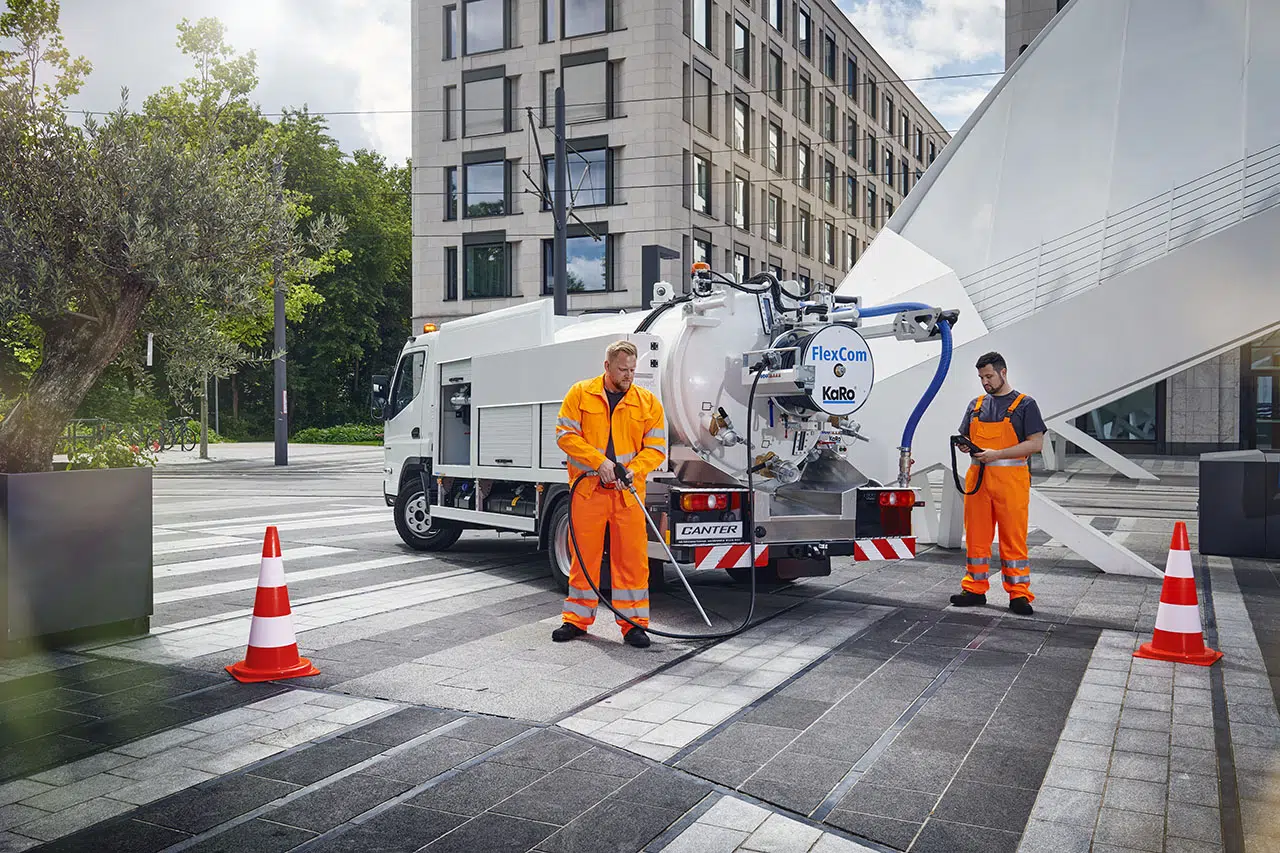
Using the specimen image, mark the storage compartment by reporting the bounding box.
[478,405,534,467]
[541,403,568,470]
[446,479,477,509]
[439,359,472,466]
[483,483,538,518]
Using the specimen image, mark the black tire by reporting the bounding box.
[179,425,198,452]
[394,478,463,551]
[546,498,612,595]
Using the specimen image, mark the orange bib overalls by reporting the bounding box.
[961,394,1033,602]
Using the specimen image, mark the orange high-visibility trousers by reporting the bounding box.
[962,395,1034,602]
[561,484,650,634]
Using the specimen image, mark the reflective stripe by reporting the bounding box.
[966,557,989,566]
[1001,559,1030,569]
[568,586,598,603]
[615,452,636,464]
[615,605,650,619]
[644,428,666,440]
[563,600,596,618]
[988,458,1028,467]
[965,571,990,581]
[568,455,598,471]
[1154,602,1202,633]
[557,417,582,432]
[643,438,666,448]
[258,556,286,588]
[247,615,298,649]
[612,587,648,602]
[1002,572,1031,586]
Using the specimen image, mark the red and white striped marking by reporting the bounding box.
[853,537,917,561]
[694,544,770,571]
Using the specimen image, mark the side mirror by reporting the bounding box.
[371,374,390,420]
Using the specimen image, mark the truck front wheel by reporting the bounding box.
[394,479,462,552]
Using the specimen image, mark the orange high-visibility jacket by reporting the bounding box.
[555,375,667,503]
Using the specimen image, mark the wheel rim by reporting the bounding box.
[552,514,572,581]
[404,493,433,537]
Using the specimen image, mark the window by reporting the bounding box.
[884,149,894,186]
[768,260,783,278]
[767,0,783,32]
[734,251,749,282]
[445,247,458,300]
[867,77,878,120]
[928,140,937,163]
[823,158,835,203]
[884,198,894,221]
[733,100,750,154]
[915,168,922,184]
[822,34,836,79]
[798,270,812,291]
[734,20,751,79]
[900,113,910,148]
[733,175,750,229]
[540,71,554,126]
[822,97,835,141]
[866,185,877,227]
[866,134,876,174]
[798,74,812,124]
[544,234,609,293]
[900,157,909,194]
[915,126,924,160]
[767,120,782,172]
[845,117,856,159]
[542,147,609,208]
[693,67,712,132]
[694,154,712,214]
[464,160,506,217]
[464,241,509,298]
[883,94,893,130]
[564,58,609,122]
[543,0,555,41]
[463,74,506,136]
[798,208,811,256]
[444,6,458,59]
[768,193,782,242]
[796,142,811,191]
[444,167,458,220]
[845,55,857,99]
[388,351,426,419]
[823,220,835,265]
[843,232,855,270]
[768,49,784,102]
[693,0,712,49]
[464,0,505,54]
[565,0,608,37]
[443,86,457,140]
[694,236,712,266]
[844,173,855,215]
[797,7,811,58]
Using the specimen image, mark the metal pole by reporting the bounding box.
[553,86,568,316]
[199,374,209,460]
[272,156,288,466]
[214,376,220,437]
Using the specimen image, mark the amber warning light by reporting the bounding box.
[422,323,439,333]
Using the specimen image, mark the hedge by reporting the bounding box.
[291,424,384,444]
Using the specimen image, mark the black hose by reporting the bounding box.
[634,294,694,333]
[565,370,767,640]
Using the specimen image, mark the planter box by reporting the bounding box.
[1,467,153,656]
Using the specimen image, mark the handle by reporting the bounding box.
[412,427,420,438]
[449,376,464,383]
[494,458,513,464]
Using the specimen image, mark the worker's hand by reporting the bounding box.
[972,448,1003,464]
[596,460,617,484]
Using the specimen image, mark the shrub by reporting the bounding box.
[292,424,384,444]
[66,435,157,470]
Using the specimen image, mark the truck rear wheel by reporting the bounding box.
[547,499,612,595]
[395,478,462,552]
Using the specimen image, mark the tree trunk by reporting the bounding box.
[0,288,150,473]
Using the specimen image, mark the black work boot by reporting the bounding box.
[623,627,651,648]
[1009,597,1035,616]
[552,623,586,642]
[949,591,987,607]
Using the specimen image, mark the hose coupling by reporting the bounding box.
[896,446,913,487]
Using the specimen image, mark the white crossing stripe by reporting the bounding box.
[153,555,433,604]
[156,546,348,578]
[200,512,388,537]
[154,536,253,555]
[160,506,376,530]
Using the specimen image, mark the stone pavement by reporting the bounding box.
[0,449,1276,852]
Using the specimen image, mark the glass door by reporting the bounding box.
[1074,382,1165,455]
[1242,332,1280,450]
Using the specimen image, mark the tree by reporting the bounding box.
[0,1,339,472]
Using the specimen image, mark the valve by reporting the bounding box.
[751,452,801,485]
[709,407,743,447]
[897,445,913,487]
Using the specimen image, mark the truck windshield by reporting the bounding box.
[387,350,426,419]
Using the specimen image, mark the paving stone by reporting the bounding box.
[180,817,317,853]
[183,708,270,735]
[1053,740,1112,771]
[251,737,383,786]
[13,796,133,841]
[0,831,39,852]
[0,782,50,808]
[862,748,965,796]
[1169,771,1219,805]
[1094,807,1163,852]
[133,773,298,834]
[1109,751,1169,783]
[1172,724,1217,751]
[1028,786,1102,827]
[32,816,188,853]
[307,805,464,853]
[694,722,796,766]
[256,720,345,749]
[613,768,710,813]
[1113,727,1171,757]
[1167,802,1222,844]
[739,812,822,852]
[1077,683,1126,705]
[0,804,43,833]
[1175,702,1216,728]
[740,697,832,731]
[1015,817,1093,853]
[910,817,1020,853]
[698,795,771,833]
[789,726,882,763]
[108,767,216,805]
[448,717,531,747]
[810,834,878,853]
[266,772,410,832]
[954,744,1053,791]
[1101,777,1167,816]
[1082,668,1129,687]
[836,782,937,823]
[825,810,919,851]
[490,729,591,772]
[183,742,284,775]
[538,798,681,853]
[491,767,624,826]
[19,771,133,811]
[661,822,750,853]
[1170,746,1218,776]
[934,780,1038,833]
[113,727,204,758]
[1059,718,1118,746]
[563,748,647,780]
[28,751,133,786]
[1123,690,1173,713]
[676,751,758,788]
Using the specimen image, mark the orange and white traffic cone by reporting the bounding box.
[226,526,320,683]
[1134,521,1222,667]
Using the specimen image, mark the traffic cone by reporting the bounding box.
[1133,522,1222,666]
[226,527,320,683]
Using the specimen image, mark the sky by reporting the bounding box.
[49,0,1006,165]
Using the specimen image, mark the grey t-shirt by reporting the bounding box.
[604,387,626,461]
[959,390,1047,444]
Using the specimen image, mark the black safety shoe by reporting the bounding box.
[552,623,586,642]
[623,628,651,648]
[1009,597,1034,616]
[949,591,987,607]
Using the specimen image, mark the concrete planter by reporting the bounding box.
[1,467,152,656]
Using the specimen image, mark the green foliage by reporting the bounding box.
[65,434,156,470]
[292,423,384,444]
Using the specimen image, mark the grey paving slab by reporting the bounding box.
[1093,806,1164,852]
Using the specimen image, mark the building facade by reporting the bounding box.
[410,0,949,329]
[1007,0,1262,456]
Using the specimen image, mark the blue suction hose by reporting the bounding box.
[835,301,954,483]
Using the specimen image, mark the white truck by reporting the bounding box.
[373,267,955,591]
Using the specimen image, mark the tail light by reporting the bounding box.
[878,490,914,507]
[679,492,741,512]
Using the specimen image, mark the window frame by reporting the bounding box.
[461,67,509,138]
[462,155,509,219]
[462,232,512,300]
[542,228,612,295]
[733,98,750,154]
[767,119,783,173]
[693,0,713,50]
[563,0,610,39]
[693,152,713,215]
[733,19,751,80]
[462,0,508,56]
[562,51,613,124]
[541,143,611,210]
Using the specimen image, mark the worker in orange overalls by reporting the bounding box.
[552,341,667,648]
[951,351,1046,616]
